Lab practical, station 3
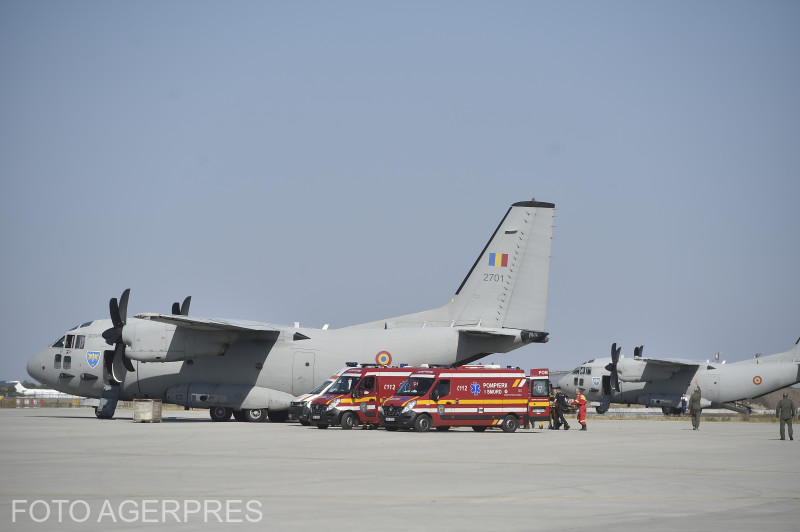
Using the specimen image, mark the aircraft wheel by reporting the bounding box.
[413,414,432,433]
[268,410,289,423]
[596,406,608,415]
[317,424,329,429]
[243,409,266,423]
[232,410,247,422]
[210,407,232,422]
[436,426,451,431]
[501,415,519,433]
[471,426,487,432]
[94,407,113,419]
[340,412,358,430]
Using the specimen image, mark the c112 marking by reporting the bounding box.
[483,273,504,283]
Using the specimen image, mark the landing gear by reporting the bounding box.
[232,409,266,422]
[243,409,266,422]
[210,407,232,422]
[267,410,289,423]
[596,406,608,414]
[94,407,113,419]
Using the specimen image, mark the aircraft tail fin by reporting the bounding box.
[450,200,555,331]
[8,381,25,394]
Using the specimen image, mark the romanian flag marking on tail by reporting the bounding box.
[488,253,509,267]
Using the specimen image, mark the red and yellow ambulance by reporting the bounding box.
[309,366,413,429]
[381,366,551,432]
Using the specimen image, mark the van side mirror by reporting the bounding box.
[352,389,360,399]
[431,390,440,402]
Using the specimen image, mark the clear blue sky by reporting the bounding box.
[2,1,799,380]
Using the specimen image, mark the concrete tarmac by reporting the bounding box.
[1,408,796,531]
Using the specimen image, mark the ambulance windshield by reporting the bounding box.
[310,379,334,395]
[327,376,361,395]
[395,376,435,397]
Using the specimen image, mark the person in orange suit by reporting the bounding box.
[574,388,588,431]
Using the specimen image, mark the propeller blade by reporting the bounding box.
[611,371,620,392]
[117,289,130,325]
[103,350,121,384]
[118,343,135,372]
[180,296,191,316]
[172,302,181,315]
[102,326,121,345]
[109,297,122,328]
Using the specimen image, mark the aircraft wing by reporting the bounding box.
[638,356,701,369]
[136,313,284,335]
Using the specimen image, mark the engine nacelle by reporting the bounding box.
[122,318,237,362]
[617,358,678,383]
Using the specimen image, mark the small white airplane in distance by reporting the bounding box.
[4,380,80,399]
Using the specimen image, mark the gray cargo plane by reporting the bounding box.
[559,341,800,414]
[27,200,555,421]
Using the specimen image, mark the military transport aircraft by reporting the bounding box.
[27,200,555,421]
[559,340,800,414]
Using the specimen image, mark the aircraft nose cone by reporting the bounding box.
[27,350,46,382]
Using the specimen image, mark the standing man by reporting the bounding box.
[553,387,570,430]
[776,392,795,441]
[680,394,687,415]
[688,385,702,430]
[575,388,587,431]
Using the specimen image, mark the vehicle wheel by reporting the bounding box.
[436,426,451,431]
[299,419,311,426]
[413,414,432,433]
[340,411,358,430]
[268,410,289,423]
[317,424,329,429]
[243,408,266,423]
[471,426,487,432]
[232,409,247,422]
[501,415,519,433]
[210,407,232,422]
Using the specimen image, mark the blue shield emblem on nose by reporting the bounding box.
[87,351,101,369]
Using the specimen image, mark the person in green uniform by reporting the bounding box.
[775,392,795,441]
[688,386,702,430]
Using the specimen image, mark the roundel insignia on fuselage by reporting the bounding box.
[375,351,392,366]
[753,375,762,385]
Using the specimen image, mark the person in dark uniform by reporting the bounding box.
[688,385,702,430]
[548,388,557,429]
[776,392,796,441]
[553,387,570,430]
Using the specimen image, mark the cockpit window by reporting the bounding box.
[80,321,93,328]
[74,335,85,349]
[52,336,65,348]
[572,367,579,374]
[65,335,74,349]
[585,367,591,375]
[54,354,62,369]
[68,324,80,331]
[579,367,586,374]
